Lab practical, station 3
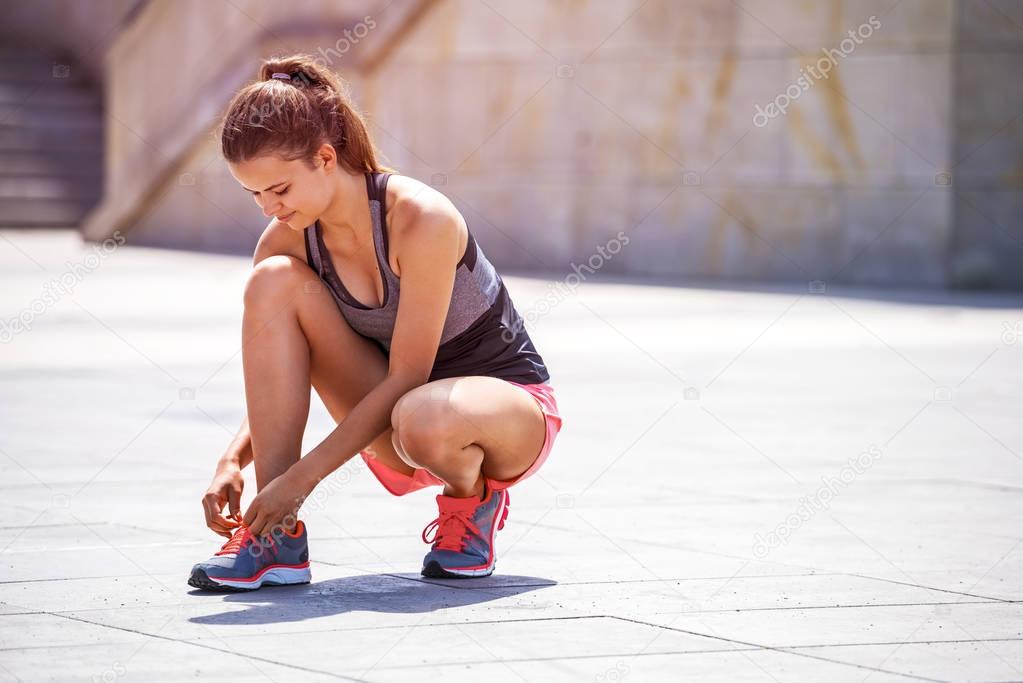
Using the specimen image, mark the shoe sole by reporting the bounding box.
[421,559,495,578]
[188,565,311,592]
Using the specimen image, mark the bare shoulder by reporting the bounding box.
[384,174,467,267]
[252,218,307,267]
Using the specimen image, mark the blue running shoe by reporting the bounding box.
[421,481,510,578]
[188,520,311,592]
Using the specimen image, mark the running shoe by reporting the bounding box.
[421,481,509,578]
[188,520,311,592]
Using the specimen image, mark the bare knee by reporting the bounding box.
[391,397,460,469]
[389,398,420,468]
[243,255,314,310]
[390,429,420,469]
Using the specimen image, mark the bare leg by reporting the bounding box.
[429,445,485,498]
[391,376,547,499]
[241,255,413,495]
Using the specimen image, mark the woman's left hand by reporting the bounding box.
[242,468,310,538]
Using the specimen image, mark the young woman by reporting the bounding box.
[188,55,563,591]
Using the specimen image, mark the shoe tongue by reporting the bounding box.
[436,493,481,512]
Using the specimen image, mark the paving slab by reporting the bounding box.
[645,601,1023,648]
[2,229,1022,681]
[805,640,1023,683]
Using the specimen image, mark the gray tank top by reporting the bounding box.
[303,172,550,385]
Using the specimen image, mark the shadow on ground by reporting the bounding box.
[188,573,556,625]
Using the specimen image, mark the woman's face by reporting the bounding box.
[228,146,335,231]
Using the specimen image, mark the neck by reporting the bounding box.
[316,170,370,250]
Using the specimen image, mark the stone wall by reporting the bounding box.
[90,0,1022,288]
[949,0,1023,288]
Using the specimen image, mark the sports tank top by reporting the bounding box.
[303,172,550,385]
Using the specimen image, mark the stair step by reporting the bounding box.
[0,108,103,130]
[0,224,82,230]
[0,198,95,226]
[0,127,104,151]
[0,154,102,177]
[0,61,93,87]
[0,46,105,228]
[0,176,101,200]
[0,149,104,172]
[0,84,100,108]
[0,165,102,180]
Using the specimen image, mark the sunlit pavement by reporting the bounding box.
[2,229,1022,682]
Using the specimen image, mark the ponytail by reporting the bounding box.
[220,54,393,173]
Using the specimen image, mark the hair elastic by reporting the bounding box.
[271,72,291,80]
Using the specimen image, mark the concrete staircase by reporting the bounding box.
[0,46,103,228]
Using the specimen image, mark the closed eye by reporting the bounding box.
[251,186,290,197]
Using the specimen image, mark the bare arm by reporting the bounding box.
[202,417,251,538]
[219,416,254,471]
[293,373,422,487]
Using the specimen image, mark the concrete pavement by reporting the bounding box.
[1,229,1022,682]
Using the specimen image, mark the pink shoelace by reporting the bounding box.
[215,524,276,556]
[422,508,482,553]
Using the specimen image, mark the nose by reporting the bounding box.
[259,198,284,219]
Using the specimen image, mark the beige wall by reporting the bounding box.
[87,0,1023,288]
[358,0,959,286]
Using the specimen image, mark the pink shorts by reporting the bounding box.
[360,380,563,497]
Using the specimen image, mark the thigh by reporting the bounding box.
[393,376,547,482]
[288,264,412,474]
[288,268,388,413]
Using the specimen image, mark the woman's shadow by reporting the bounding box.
[189,572,556,626]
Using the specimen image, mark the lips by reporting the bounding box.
[277,211,296,222]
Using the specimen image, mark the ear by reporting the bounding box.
[315,142,337,172]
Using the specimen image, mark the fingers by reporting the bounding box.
[227,485,242,519]
[241,501,256,529]
[201,492,221,531]
[211,513,239,538]
[243,497,280,538]
[242,500,268,537]
[247,512,268,538]
[202,492,238,538]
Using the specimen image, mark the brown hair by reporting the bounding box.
[220,54,393,174]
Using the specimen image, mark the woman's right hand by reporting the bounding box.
[202,464,244,538]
